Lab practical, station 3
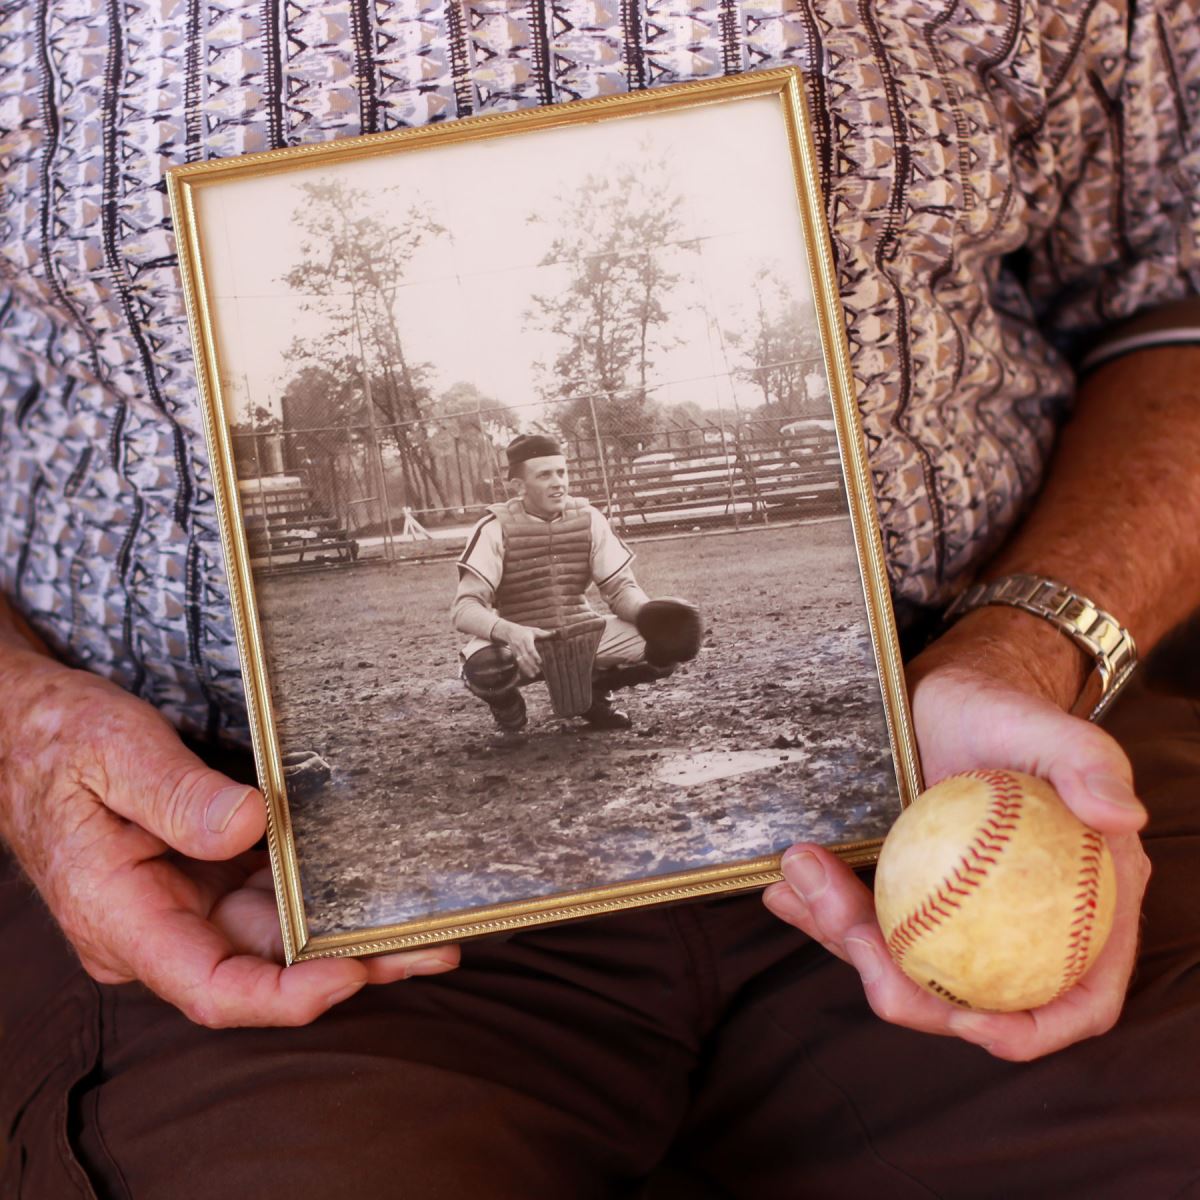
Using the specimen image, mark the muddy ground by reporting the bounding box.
[254,518,901,937]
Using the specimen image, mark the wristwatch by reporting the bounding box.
[943,573,1138,722]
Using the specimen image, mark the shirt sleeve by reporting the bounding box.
[451,569,502,641]
[589,507,634,586]
[597,564,650,625]
[1078,296,1200,376]
[458,514,504,590]
[1027,3,1200,360]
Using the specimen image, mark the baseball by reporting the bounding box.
[874,769,1117,1012]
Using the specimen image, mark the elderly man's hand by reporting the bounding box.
[0,645,459,1028]
[762,613,1150,1061]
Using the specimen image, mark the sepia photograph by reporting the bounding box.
[173,73,918,953]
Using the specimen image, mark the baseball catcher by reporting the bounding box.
[452,434,702,734]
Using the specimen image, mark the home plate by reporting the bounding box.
[655,749,796,788]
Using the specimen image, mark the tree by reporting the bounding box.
[227,398,283,477]
[525,155,698,460]
[656,399,716,450]
[432,381,519,442]
[280,366,360,445]
[277,363,364,474]
[428,382,518,509]
[282,176,448,509]
[726,267,823,424]
[271,366,365,519]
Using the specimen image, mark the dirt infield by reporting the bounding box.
[255,518,901,937]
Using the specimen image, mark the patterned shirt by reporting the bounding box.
[1,1,1198,741]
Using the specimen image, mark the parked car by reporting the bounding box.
[628,451,687,505]
[779,417,837,455]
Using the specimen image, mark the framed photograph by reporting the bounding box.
[168,68,922,963]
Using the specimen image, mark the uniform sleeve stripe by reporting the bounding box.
[458,513,496,565]
[596,549,634,587]
[457,559,492,585]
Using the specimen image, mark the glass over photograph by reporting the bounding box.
[180,79,914,947]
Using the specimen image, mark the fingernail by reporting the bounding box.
[205,785,253,834]
[762,882,807,921]
[325,980,366,1007]
[948,1010,995,1044]
[782,850,827,902]
[845,937,882,983]
[404,955,457,979]
[1085,773,1145,815]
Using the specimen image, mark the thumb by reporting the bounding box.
[1004,697,1146,835]
[912,658,1147,839]
[105,710,267,860]
[1048,736,1146,835]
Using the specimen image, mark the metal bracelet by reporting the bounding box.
[943,573,1138,722]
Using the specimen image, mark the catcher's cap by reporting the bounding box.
[506,434,563,477]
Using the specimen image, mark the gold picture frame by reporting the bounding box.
[168,68,922,964]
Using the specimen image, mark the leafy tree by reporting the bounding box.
[432,381,518,441]
[228,398,283,477]
[526,156,698,460]
[655,399,718,451]
[278,364,362,464]
[235,400,282,432]
[282,176,448,509]
[280,364,359,425]
[428,382,518,508]
[726,267,822,423]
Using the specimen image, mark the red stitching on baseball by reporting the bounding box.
[886,772,1026,967]
[1057,829,1106,996]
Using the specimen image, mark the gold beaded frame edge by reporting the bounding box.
[166,68,923,964]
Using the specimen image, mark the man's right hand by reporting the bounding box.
[498,621,551,679]
[0,641,459,1028]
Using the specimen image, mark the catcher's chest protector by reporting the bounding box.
[493,497,596,632]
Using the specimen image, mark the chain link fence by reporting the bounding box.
[230,364,844,572]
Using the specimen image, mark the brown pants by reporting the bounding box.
[3,675,1199,1200]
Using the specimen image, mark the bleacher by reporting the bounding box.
[238,474,359,571]
[566,423,845,528]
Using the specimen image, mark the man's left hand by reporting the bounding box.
[762,623,1150,1062]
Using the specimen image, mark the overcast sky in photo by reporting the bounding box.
[196,93,820,429]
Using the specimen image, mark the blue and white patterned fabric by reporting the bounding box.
[1,1,1197,740]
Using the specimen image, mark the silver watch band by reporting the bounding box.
[944,573,1138,722]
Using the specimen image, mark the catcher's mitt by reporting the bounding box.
[636,597,702,667]
[539,617,606,718]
